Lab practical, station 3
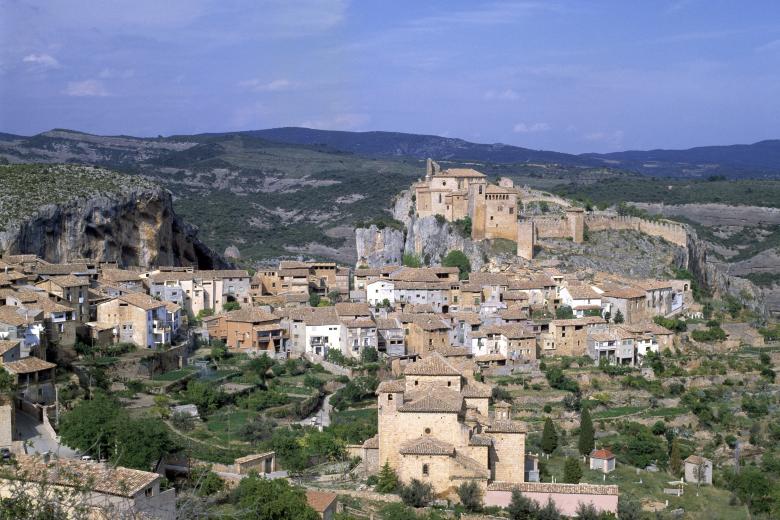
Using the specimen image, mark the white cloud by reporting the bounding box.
[22,53,60,69]
[63,79,109,97]
[484,88,520,101]
[756,39,780,52]
[238,78,295,92]
[513,122,550,133]
[300,113,370,131]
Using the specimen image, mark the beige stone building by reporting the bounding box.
[371,353,528,495]
[96,293,170,348]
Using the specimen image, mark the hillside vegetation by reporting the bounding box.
[0,164,157,229]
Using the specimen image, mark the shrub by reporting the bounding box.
[442,250,471,280]
[456,481,483,512]
[399,478,433,507]
[376,462,400,493]
[563,457,582,484]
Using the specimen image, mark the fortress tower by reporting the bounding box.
[517,220,536,260]
[566,208,585,243]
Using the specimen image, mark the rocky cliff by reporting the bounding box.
[0,166,226,268]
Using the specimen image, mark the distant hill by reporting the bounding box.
[585,140,780,178]
[244,127,594,166]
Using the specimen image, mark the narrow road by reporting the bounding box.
[299,393,333,428]
[15,411,79,459]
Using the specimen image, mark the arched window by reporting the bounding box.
[387,393,393,401]
[422,464,429,476]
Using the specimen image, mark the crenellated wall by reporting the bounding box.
[583,215,688,248]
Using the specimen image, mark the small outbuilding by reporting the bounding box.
[305,490,338,520]
[589,448,616,474]
[684,455,712,485]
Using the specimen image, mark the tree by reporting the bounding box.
[613,309,624,324]
[728,466,772,516]
[442,250,471,280]
[240,416,278,444]
[234,475,319,520]
[536,497,562,520]
[402,253,422,268]
[379,503,418,520]
[603,311,611,323]
[376,462,400,493]
[575,502,600,520]
[670,438,682,477]
[59,394,121,459]
[248,354,275,387]
[308,292,321,307]
[507,489,538,520]
[223,301,241,311]
[456,481,482,512]
[112,418,172,470]
[399,478,433,507]
[555,305,574,319]
[578,408,595,456]
[183,380,226,415]
[617,495,642,520]
[563,457,582,484]
[328,290,342,304]
[211,339,228,361]
[541,418,558,454]
[361,346,379,363]
[190,467,225,497]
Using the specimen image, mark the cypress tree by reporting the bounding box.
[563,456,583,484]
[578,407,595,456]
[541,417,558,454]
[670,438,682,477]
[376,461,399,493]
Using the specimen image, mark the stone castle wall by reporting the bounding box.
[584,215,688,248]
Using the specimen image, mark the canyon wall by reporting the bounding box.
[0,187,226,269]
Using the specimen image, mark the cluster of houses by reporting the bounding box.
[0,252,696,518]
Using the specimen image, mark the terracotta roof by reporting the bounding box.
[399,436,456,455]
[493,401,511,409]
[468,434,493,447]
[376,318,402,330]
[43,275,89,288]
[399,389,463,413]
[475,354,506,362]
[203,269,250,279]
[100,268,143,283]
[116,293,165,311]
[602,286,646,299]
[234,451,275,464]
[376,379,406,393]
[34,263,89,275]
[634,279,673,291]
[452,451,490,478]
[461,380,493,398]
[225,308,278,323]
[305,490,337,513]
[3,356,56,374]
[468,272,510,286]
[335,302,372,317]
[391,268,441,283]
[304,307,339,327]
[164,301,181,313]
[362,435,379,449]
[437,168,486,178]
[485,420,527,433]
[564,285,601,300]
[404,352,461,376]
[685,455,710,465]
[551,316,606,327]
[0,305,40,326]
[451,312,481,325]
[1,454,160,498]
[342,318,376,329]
[0,340,20,356]
[590,448,615,460]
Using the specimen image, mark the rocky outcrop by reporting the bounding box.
[355,226,405,267]
[0,187,226,269]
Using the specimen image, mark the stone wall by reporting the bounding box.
[584,215,688,248]
[485,482,619,516]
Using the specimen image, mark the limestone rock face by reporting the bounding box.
[0,187,226,269]
[355,226,405,268]
[405,216,486,271]
[224,245,241,260]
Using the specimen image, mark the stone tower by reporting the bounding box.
[517,220,536,260]
[567,208,585,243]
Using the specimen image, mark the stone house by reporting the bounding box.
[0,454,176,520]
[376,317,405,356]
[303,307,341,357]
[1,353,57,407]
[148,270,250,317]
[560,285,602,318]
[684,455,712,485]
[634,280,675,317]
[398,313,451,356]
[589,449,616,473]
[587,326,637,366]
[375,353,527,495]
[450,312,482,348]
[35,275,90,324]
[545,317,606,357]
[97,293,170,348]
[205,308,288,357]
[600,286,646,324]
[4,290,78,352]
[0,305,45,358]
[366,279,395,307]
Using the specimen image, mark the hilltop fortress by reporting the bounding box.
[413,159,688,260]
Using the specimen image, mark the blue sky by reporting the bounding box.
[1,0,779,153]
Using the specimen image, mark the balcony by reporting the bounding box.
[153,320,171,334]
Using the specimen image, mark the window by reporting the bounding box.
[145,487,153,497]
[422,464,429,476]
[388,393,393,401]
[414,380,419,386]
[447,381,451,387]
[424,427,431,434]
